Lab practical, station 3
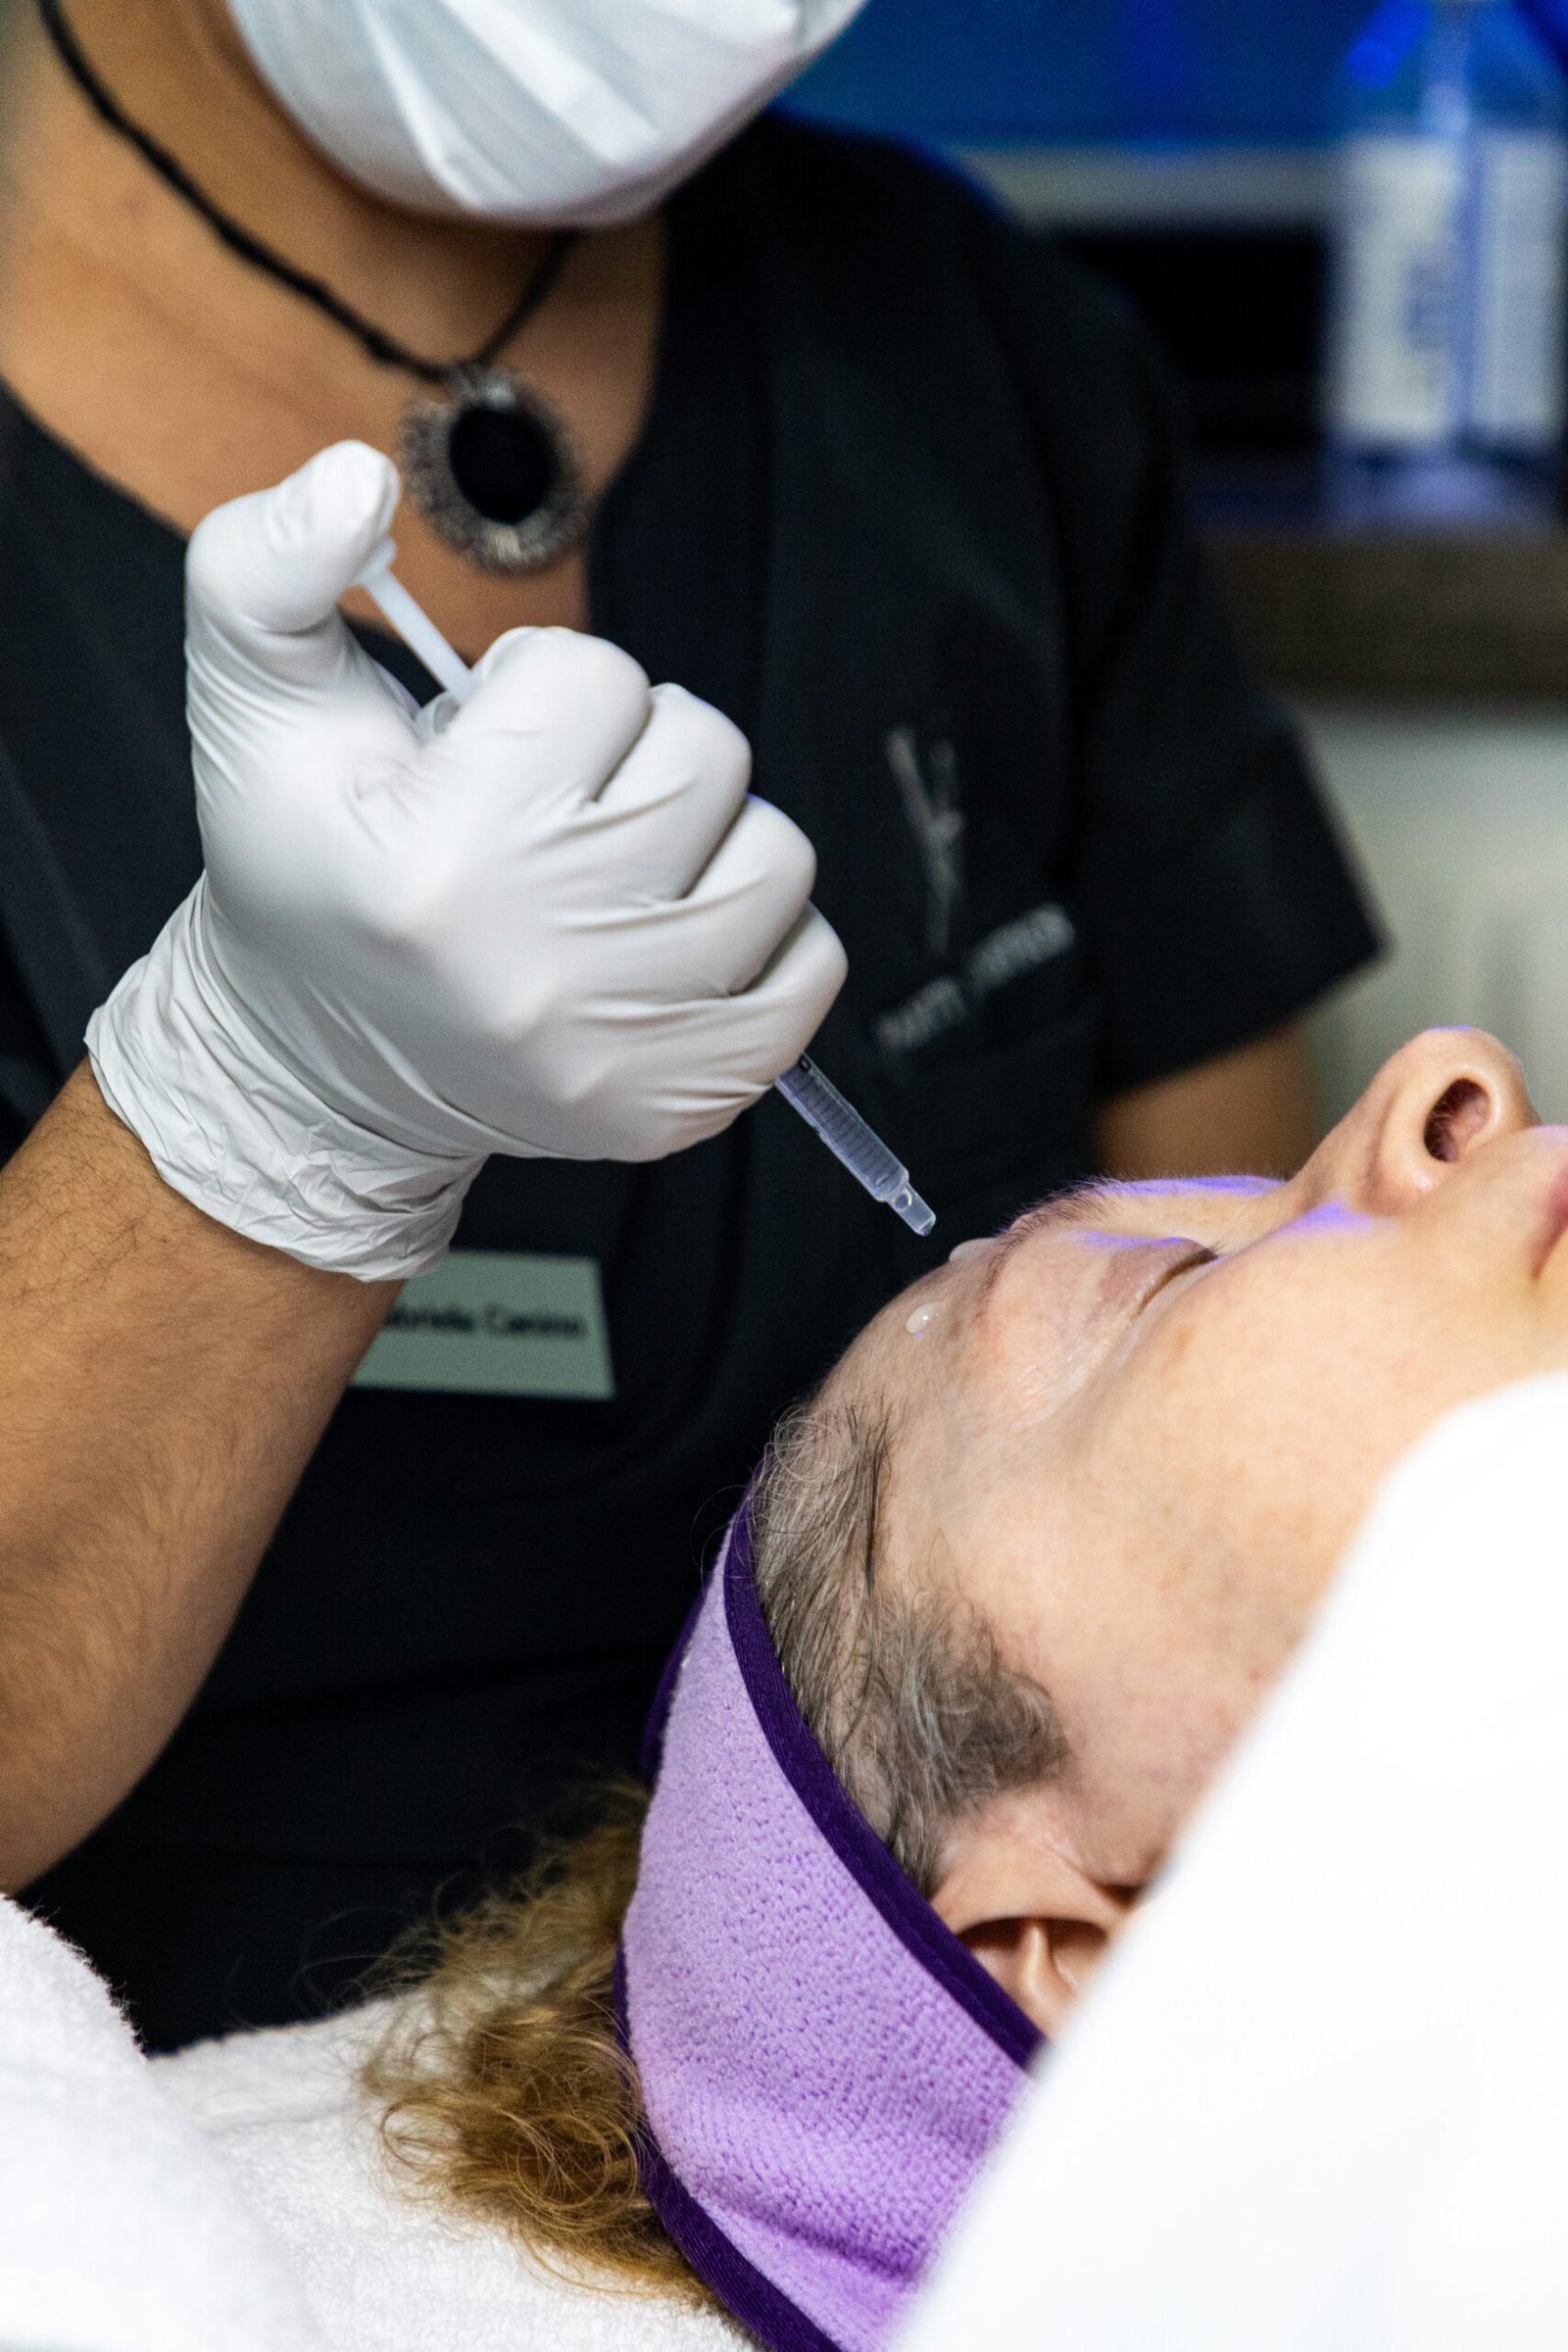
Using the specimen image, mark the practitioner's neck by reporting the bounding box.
[0,0,665,642]
[5,0,555,366]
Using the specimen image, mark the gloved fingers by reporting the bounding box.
[185,442,401,702]
[586,684,753,900]
[727,903,849,1045]
[567,908,848,1162]
[638,907,849,1148]
[421,625,652,815]
[673,794,823,995]
[371,658,423,724]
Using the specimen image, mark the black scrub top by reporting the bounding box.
[1,119,1378,2047]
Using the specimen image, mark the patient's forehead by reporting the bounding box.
[829,1173,1286,1437]
[821,1171,1291,1574]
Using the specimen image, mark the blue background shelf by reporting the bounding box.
[789,0,1568,147]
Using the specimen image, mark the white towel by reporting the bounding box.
[0,1894,322,2352]
[157,2000,748,2352]
[0,1880,745,2352]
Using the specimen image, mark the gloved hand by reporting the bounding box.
[87,442,846,1280]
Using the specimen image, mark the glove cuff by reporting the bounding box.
[87,885,483,1283]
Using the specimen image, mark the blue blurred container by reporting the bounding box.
[1324,0,1568,519]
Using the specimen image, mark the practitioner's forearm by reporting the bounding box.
[0,1065,395,1890]
[1096,1023,1319,1182]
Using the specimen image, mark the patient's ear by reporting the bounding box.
[929,1799,1136,2039]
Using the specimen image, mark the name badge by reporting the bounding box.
[353,1251,614,1400]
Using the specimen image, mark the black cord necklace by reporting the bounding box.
[35,0,588,574]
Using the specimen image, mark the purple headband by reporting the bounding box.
[617,1496,1042,2352]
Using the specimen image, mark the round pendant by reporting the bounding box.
[399,367,588,575]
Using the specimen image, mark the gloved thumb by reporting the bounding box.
[185,441,401,698]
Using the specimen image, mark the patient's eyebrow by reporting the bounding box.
[972,1171,1284,1319]
[973,1178,1125,1308]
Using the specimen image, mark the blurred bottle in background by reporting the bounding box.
[1327,0,1568,522]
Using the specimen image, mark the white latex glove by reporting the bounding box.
[87,442,846,1281]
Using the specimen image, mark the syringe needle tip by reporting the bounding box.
[773,1055,935,1236]
[891,1185,936,1238]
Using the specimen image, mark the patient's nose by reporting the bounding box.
[1298,1029,1538,1216]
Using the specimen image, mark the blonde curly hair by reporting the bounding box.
[364,1788,706,2304]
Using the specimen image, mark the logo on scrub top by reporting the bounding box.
[886,722,966,958]
[874,901,1077,1058]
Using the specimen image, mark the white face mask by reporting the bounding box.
[224,0,869,226]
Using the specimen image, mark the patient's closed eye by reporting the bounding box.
[1142,1242,1218,1305]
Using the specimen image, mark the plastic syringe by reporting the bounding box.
[354,545,936,1238]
